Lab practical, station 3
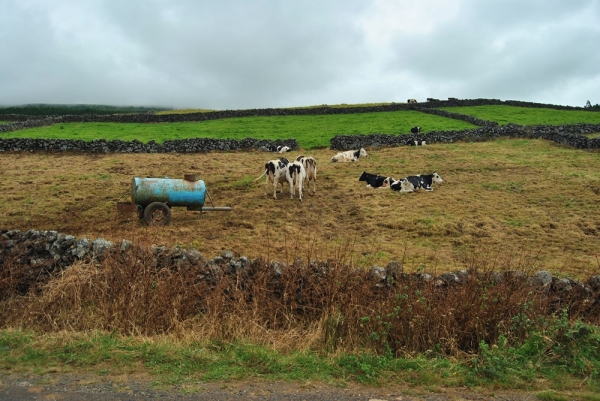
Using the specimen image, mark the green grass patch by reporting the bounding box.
[1,111,474,149]
[440,105,600,126]
[2,315,599,391]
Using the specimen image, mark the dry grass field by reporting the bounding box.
[1,138,599,279]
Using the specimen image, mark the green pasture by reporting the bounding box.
[0,110,474,149]
[441,105,600,126]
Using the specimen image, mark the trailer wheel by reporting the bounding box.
[143,202,171,226]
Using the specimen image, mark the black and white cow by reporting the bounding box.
[405,172,443,191]
[410,126,421,134]
[268,145,290,153]
[255,158,293,199]
[287,160,306,201]
[409,140,426,146]
[407,99,418,104]
[390,178,415,192]
[331,148,367,162]
[358,171,394,189]
[295,155,317,195]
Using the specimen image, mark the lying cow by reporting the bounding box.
[411,126,421,134]
[295,155,317,195]
[331,148,367,162]
[407,99,417,104]
[405,172,443,191]
[258,144,291,153]
[358,171,394,189]
[390,178,415,192]
[269,145,290,153]
[409,140,426,146]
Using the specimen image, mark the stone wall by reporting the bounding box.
[0,136,299,154]
[330,123,600,150]
[2,229,599,309]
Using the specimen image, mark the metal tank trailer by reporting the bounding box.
[117,174,232,225]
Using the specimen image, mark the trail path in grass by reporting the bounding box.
[0,373,543,401]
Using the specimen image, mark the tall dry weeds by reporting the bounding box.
[2,241,598,356]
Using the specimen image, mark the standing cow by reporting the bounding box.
[255,158,292,199]
[295,155,317,195]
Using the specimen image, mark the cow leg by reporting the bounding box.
[289,177,295,199]
[264,175,270,197]
[273,177,279,199]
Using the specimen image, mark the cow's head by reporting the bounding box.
[279,146,291,153]
[382,176,394,187]
[358,171,370,182]
[359,148,368,157]
[432,172,443,184]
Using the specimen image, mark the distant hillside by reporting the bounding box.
[0,104,171,116]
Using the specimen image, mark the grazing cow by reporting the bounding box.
[331,148,367,162]
[405,172,443,191]
[390,178,415,192]
[407,99,417,104]
[295,155,317,194]
[254,158,294,199]
[358,171,394,189]
[411,126,421,134]
[409,140,426,146]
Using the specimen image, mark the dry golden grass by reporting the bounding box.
[1,138,599,278]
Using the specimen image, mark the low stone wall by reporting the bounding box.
[0,116,62,132]
[0,136,299,154]
[1,229,599,308]
[416,107,498,127]
[330,123,600,150]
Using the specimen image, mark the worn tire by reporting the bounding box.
[143,202,171,226]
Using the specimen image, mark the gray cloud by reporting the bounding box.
[1,0,598,109]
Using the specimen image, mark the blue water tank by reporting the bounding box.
[131,176,206,210]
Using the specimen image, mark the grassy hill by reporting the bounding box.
[0,110,475,149]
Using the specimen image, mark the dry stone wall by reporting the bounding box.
[330,123,600,150]
[0,137,299,154]
[2,229,599,314]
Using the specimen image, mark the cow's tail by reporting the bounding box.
[254,170,267,182]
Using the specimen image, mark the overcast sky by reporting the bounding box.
[1,0,599,109]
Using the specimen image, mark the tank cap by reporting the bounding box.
[184,174,199,181]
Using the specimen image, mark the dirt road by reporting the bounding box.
[0,373,542,401]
